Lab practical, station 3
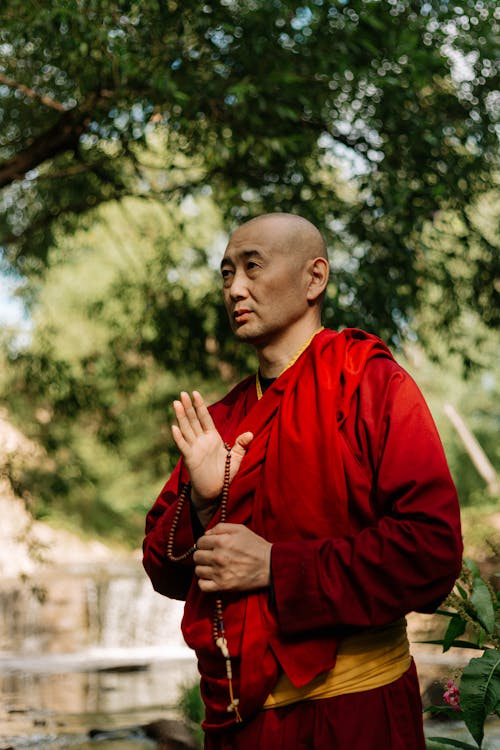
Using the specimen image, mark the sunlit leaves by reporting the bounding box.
[0,0,498,354]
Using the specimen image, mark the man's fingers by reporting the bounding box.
[204,522,239,537]
[197,578,219,593]
[173,399,196,443]
[195,533,215,549]
[180,391,203,436]
[193,547,214,563]
[171,424,189,454]
[195,565,230,592]
[192,391,217,432]
[175,391,216,438]
[194,564,214,580]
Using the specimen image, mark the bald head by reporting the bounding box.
[221,212,330,348]
[233,213,328,265]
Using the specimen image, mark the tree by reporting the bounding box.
[2,196,497,543]
[1,0,498,351]
[1,197,253,543]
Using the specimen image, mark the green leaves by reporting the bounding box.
[470,578,496,635]
[460,649,500,748]
[443,616,467,652]
[430,562,497,652]
[428,561,500,749]
[426,739,483,750]
[0,0,498,359]
[0,198,251,543]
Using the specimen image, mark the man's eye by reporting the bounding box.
[221,269,233,282]
[247,261,258,270]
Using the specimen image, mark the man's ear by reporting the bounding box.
[306,257,330,302]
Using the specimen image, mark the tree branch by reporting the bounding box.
[0,109,87,188]
[0,172,210,248]
[33,163,93,181]
[0,189,125,247]
[0,73,67,112]
[444,403,500,495]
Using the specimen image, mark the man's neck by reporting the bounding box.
[256,320,323,378]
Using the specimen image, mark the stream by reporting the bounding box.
[0,558,197,749]
[0,558,498,749]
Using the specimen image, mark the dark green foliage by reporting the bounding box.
[443,616,467,652]
[0,200,256,542]
[178,680,204,749]
[402,349,499,504]
[470,577,496,634]
[0,2,498,541]
[460,649,500,747]
[425,560,500,749]
[0,0,498,351]
[426,739,482,750]
[432,559,499,653]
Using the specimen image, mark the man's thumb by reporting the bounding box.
[232,431,254,455]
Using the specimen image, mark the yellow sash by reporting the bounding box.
[263,619,411,709]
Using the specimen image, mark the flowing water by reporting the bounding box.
[0,558,198,749]
[1,559,498,749]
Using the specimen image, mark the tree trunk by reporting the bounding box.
[444,403,499,495]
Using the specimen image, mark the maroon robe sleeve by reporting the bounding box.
[142,460,196,601]
[271,357,463,635]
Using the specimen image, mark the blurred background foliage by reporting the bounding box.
[0,0,498,546]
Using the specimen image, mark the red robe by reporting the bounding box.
[143,329,462,745]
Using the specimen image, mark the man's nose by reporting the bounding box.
[228,269,248,300]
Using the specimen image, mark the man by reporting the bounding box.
[143,213,462,749]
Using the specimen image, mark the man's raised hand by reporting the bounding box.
[171,391,253,510]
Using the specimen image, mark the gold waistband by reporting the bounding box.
[263,619,411,709]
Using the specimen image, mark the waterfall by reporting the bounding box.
[0,558,193,662]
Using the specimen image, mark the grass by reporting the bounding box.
[178,679,204,749]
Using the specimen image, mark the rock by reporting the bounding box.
[88,719,199,750]
[144,719,199,749]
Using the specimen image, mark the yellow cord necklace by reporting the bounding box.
[255,327,324,400]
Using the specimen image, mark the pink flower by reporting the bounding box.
[443,680,460,712]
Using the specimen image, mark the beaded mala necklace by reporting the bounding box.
[166,442,242,721]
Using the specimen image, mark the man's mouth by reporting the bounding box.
[234,309,251,324]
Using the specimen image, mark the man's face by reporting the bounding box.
[220,219,312,347]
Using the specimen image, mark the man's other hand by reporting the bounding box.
[194,523,272,592]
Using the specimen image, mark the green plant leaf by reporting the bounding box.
[460,648,500,747]
[456,582,468,600]
[436,609,458,618]
[420,640,482,650]
[424,705,463,719]
[443,616,467,652]
[470,578,495,634]
[426,739,479,750]
[426,742,455,750]
[464,559,481,578]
